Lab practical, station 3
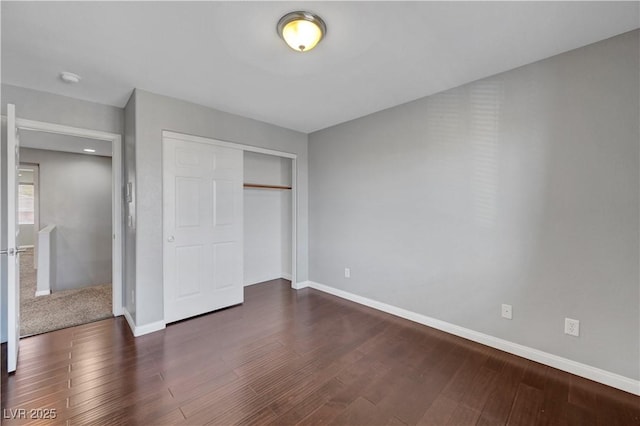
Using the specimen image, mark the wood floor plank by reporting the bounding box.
[477,353,527,425]
[180,385,258,425]
[522,360,549,390]
[266,378,344,425]
[1,279,637,426]
[235,406,278,426]
[327,397,382,426]
[417,395,459,425]
[566,403,596,426]
[507,383,545,425]
[296,358,390,425]
[146,408,186,426]
[297,400,346,426]
[374,372,440,424]
[264,349,364,418]
[538,366,570,426]
[439,347,489,403]
[445,404,481,425]
[458,365,497,411]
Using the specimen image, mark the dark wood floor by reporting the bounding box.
[1,279,638,425]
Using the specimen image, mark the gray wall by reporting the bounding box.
[20,148,112,290]
[18,224,35,247]
[132,89,308,326]
[0,84,123,342]
[1,84,124,134]
[308,30,639,380]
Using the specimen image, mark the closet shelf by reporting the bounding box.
[243,183,292,190]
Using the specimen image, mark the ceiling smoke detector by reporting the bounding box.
[60,71,81,84]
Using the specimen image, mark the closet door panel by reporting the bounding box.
[163,136,243,323]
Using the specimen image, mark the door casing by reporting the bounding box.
[11,117,124,317]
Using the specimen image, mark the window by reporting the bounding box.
[19,183,35,225]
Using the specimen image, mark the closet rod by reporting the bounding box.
[243,183,292,190]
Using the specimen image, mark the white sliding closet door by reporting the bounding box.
[163,135,243,323]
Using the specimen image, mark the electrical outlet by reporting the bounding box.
[344,268,351,278]
[501,304,512,320]
[565,318,579,336]
[131,290,135,304]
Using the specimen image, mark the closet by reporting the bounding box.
[162,131,297,324]
[243,151,292,286]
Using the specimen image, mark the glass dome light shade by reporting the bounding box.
[277,12,326,52]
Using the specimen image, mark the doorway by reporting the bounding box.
[18,135,114,336]
[3,107,123,372]
[10,118,124,319]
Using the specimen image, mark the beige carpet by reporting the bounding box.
[20,248,113,336]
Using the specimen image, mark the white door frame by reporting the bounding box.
[15,118,124,316]
[162,131,298,291]
[6,104,20,372]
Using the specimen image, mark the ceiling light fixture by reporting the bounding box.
[277,11,326,52]
[60,71,81,84]
[83,148,96,153]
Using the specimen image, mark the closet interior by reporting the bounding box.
[243,151,292,286]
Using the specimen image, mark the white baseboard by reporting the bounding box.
[34,290,50,297]
[306,281,640,396]
[19,245,34,249]
[244,275,289,287]
[292,280,311,290]
[123,309,135,334]
[281,273,293,281]
[113,304,123,317]
[123,308,166,337]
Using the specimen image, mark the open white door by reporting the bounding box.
[5,104,21,372]
[163,135,243,323]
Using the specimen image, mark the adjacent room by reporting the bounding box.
[17,131,114,336]
[0,2,638,425]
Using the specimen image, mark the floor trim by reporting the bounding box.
[124,308,166,337]
[292,280,312,290]
[304,280,640,396]
[244,275,291,287]
[34,290,50,297]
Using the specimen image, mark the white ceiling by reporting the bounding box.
[2,2,638,133]
[20,130,113,157]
